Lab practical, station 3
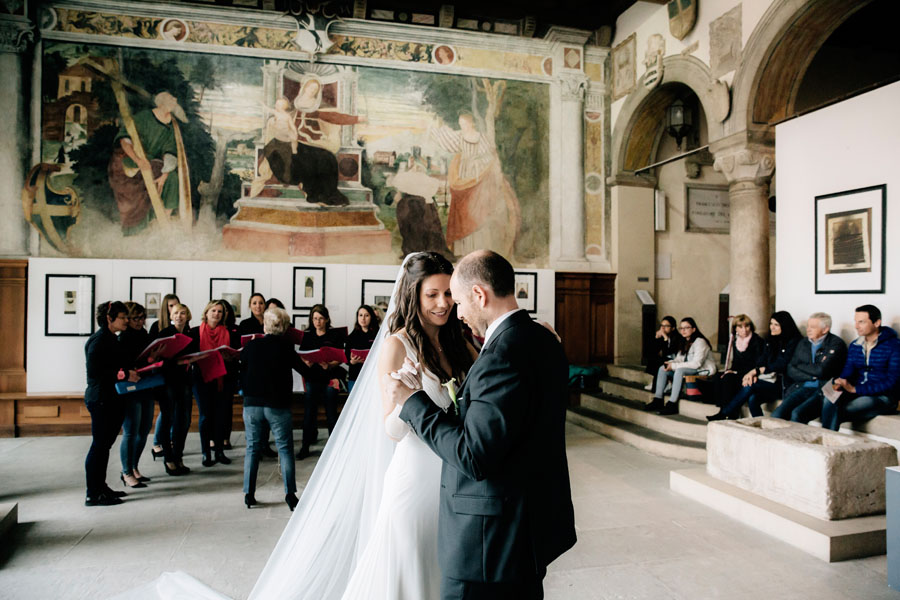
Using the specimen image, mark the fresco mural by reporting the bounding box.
[35,41,549,264]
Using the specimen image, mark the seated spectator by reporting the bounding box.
[771,312,847,423]
[708,311,801,421]
[643,316,680,392]
[711,314,767,408]
[644,317,716,416]
[821,305,900,431]
[240,307,312,511]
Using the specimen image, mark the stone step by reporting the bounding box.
[0,503,17,542]
[597,376,720,419]
[606,364,651,385]
[579,391,708,443]
[567,406,707,463]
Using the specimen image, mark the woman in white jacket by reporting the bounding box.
[644,317,717,415]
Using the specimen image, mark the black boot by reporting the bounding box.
[245,493,257,508]
[215,451,232,465]
[658,401,679,416]
[706,411,727,422]
[202,453,216,467]
[296,445,310,460]
[285,493,299,511]
[643,397,664,412]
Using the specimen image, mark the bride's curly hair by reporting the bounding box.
[389,252,473,383]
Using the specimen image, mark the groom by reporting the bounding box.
[386,250,576,600]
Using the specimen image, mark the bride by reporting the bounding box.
[118,252,476,600]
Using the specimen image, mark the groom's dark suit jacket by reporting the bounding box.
[399,309,576,583]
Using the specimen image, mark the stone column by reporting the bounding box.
[557,73,587,264]
[0,16,34,257]
[713,144,775,331]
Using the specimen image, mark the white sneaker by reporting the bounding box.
[643,383,653,391]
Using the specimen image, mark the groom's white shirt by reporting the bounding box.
[482,308,523,350]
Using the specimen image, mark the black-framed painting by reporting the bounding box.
[293,267,326,310]
[210,278,255,320]
[293,312,310,331]
[815,184,886,294]
[361,279,396,320]
[514,271,538,313]
[129,276,176,322]
[45,274,95,336]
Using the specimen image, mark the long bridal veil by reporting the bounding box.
[113,258,411,600]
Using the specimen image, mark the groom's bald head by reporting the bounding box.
[454,250,515,298]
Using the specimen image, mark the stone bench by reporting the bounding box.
[706,417,898,520]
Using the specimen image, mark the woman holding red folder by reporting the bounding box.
[190,300,240,467]
[297,304,347,459]
[345,305,380,393]
[155,303,195,475]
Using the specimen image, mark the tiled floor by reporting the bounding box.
[0,424,896,599]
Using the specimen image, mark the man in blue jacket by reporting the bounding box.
[821,304,900,431]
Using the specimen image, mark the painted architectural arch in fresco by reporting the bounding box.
[37,41,549,265]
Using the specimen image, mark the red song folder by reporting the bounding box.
[241,333,265,347]
[136,333,192,364]
[298,346,347,364]
[349,349,370,361]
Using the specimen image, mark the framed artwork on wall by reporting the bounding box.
[293,267,326,310]
[514,271,538,313]
[815,184,886,294]
[685,184,730,234]
[129,277,176,322]
[361,279,396,320]
[45,274,95,336]
[210,278,254,320]
[293,312,310,331]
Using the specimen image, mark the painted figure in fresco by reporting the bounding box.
[430,112,521,258]
[107,91,191,235]
[390,146,454,260]
[255,77,365,206]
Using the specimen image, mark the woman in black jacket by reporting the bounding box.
[708,311,802,420]
[297,304,346,459]
[643,315,679,391]
[238,293,267,335]
[345,305,380,392]
[712,314,767,408]
[118,301,154,488]
[155,302,196,475]
[84,301,135,506]
[241,307,312,510]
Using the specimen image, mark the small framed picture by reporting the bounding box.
[815,184,886,294]
[210,278,254,321]
[361,279,396,320]
[293,267,326,310]
[514,272,538,313]
[293,312,310,331]
[129,277,176,324]
[45,274,95,336]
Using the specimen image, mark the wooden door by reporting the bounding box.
[0,260,27,393]
[554,272,615,365]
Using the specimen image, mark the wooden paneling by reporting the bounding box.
[554,273,616,366]
[0,260,27,393]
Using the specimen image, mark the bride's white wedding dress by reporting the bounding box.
[341,331,449,599]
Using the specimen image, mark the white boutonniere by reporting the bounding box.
[442,378,458,414]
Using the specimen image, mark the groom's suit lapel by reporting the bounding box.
[458,310,528,418]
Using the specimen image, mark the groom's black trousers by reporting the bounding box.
[441,572,545,600]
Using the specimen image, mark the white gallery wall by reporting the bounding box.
[27,257,556,393]
[775,81,900,339]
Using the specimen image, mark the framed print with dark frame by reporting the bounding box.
[210,278,255,321]
[293,267,326,310]
[293,312,310,331]
[815,184,886,294]
[45,274,95,336]
[513,271,538,313]
[361,279,396,321]
[129,276,176,324]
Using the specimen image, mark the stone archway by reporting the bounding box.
[610,55,729,181]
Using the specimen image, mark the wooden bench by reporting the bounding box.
[0,392,347,438]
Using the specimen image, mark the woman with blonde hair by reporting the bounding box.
[155,303,195,475]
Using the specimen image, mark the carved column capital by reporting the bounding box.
[584,81,604,113]
[0,18,34,54]
[559,74,587,103]
[713,145,775,185]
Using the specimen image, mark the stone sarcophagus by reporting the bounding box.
[706,418,898,520]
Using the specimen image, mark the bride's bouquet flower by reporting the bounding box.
[442,378,458,414]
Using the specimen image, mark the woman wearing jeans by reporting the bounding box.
[644,317,717,416]
[240,307,311,510]
[119,302,154,488]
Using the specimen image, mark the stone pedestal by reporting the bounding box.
[223,184,391,256]
[713,143,774,331]
[707,418,898,520]
[888,467,900,590]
